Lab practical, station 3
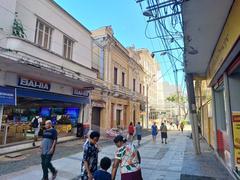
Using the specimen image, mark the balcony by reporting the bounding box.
[112,85,132,99]
[4,36,96,77]
[132,92,147,103]
[111,84,147,102]
[0,36,105,88]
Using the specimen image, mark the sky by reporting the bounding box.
[54,0,184,90]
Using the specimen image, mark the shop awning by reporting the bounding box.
[182,0,233,76]
[17,88,89,104]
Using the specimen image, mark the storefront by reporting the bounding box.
[211,54,240,176]
[226,55,240,175]
[0,76,90,145]
[204,0,240,176]
[91,100,105,132]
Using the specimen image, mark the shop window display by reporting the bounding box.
[1,105,81,145]
[40,107,51,118]
[65,107,80,126]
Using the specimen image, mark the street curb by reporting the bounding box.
[0,136,80,156]
[180,174,216,180]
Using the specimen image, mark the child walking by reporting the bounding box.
[93,157,111,180]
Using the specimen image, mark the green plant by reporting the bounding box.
[12,12,26,38]
[166,94,188,119]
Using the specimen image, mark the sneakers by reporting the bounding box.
[52,170,58,180]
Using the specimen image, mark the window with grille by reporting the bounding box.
[133,79,136,91]
[122,72,125,87]
[63,36,73,60]
[114,67,118,85]
[35,20,52,49]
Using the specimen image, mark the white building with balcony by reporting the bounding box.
[0,0,100,144]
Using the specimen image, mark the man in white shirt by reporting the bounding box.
[31,115,43,146]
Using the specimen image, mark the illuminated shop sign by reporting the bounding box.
[73,89,89,97]
[18,77,50,91]
[0,86,16,105]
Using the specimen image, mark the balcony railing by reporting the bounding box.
[111,85,146,102]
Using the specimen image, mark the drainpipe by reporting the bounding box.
[186,73,201,154]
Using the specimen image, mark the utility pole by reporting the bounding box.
[146,74,156,129]
[186,73,201,154]
[174,68,181,122]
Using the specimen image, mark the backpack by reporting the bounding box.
[32,117,39,128]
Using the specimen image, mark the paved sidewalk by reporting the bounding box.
[181,136,235,180]
[0,131,234,180]
[0,131,187,180]
[0,136,78,156]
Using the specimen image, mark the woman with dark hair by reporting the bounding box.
[128,122,134,142]
[80,131,100,180]
[111,135,143,180]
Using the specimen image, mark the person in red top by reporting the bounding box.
[128,122,134,142]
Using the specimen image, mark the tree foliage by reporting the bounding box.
[166,94,186,104]
[166,94,188,119]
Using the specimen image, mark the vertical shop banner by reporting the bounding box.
[232,112,240,168]
[0,86,16,105]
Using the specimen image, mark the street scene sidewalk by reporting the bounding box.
[181,137,234,180]
[0,131,234,180]
[0,136,78,156]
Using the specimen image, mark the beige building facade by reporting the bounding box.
[134,48,161,127]
[91,26,146,132]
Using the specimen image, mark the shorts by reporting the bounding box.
[34,128,40,136]
[129,133,133,136]
[161,132,167,139]
[137,135,142,140]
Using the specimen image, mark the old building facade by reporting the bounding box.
[134,48,161,127]
[0,0,100,144]
[91,26,146,132]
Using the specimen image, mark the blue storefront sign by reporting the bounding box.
[18,77,51,91]
[17,88,90,104]
[73,89,89,97]
[0,86,16,105]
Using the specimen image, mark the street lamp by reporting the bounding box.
[143,10,154,17]
[159,52,183,122]
[159,51,183,65]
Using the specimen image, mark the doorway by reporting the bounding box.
[92,107,101,132]
[133,110,136,125]
[116,110,121,127]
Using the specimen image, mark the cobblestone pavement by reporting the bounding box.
[0,130,151,176]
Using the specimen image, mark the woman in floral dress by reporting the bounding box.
[111,135,143,180]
